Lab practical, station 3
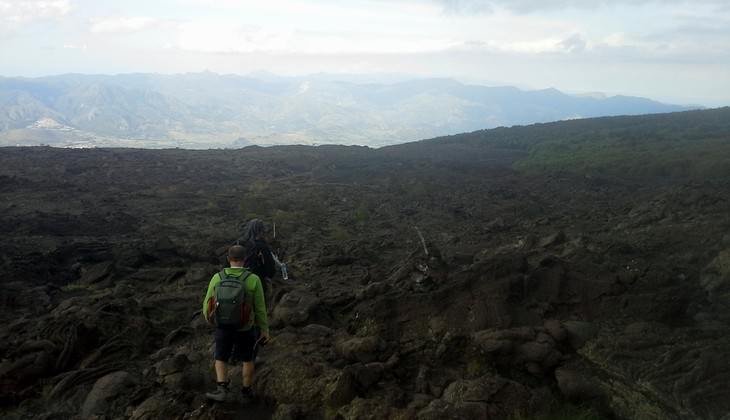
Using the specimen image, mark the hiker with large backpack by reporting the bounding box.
[237,219,276,307]
[202,244,270,403]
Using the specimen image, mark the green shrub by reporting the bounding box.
[353,205,369,224]
[511,403,604,420]
[328,224,351,242]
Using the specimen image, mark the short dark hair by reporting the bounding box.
[240,218,266,245]
[228,245,247,261]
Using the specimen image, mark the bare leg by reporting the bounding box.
[242,362,255,387]
[215,360,228,383]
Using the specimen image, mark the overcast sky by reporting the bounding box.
[1,0,728,106]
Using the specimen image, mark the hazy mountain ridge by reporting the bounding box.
[0,73,695,148]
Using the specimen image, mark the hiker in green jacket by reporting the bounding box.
[202,244,270,403]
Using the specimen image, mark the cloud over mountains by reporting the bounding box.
[435,0,729,14]
[0,0,727,106]
[0,0,71,23]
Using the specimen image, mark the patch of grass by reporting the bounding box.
[354,318,379,337]
[511,403,605,420]
[272,208,300,233]
[61,282,95,292]
[464,354,495,377]
[328,224,351,242]
[353,205,369,224]
[249,179,270,195]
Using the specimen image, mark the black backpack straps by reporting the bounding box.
[218,269,228,282]
[240,270,251,283]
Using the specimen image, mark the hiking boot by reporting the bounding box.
[205,382,229,402]
[240,386,253,404]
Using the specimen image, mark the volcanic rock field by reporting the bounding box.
[1,109,730,419]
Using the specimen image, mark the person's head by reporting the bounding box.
[227,244,247,267]
[241,218,266,244]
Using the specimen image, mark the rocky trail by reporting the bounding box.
[1,144,729,419]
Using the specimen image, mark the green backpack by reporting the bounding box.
[214,269,252,329]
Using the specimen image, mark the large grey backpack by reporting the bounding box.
[214,269,252,329]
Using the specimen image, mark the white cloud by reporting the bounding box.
[558,33,587,53]
[603,33,628,47]
[175,21,457,54]
[433,0,730,14]
[63,43,86,50]
[175,22,286,54]
[0,0,71,23]
[90,16,159,33]
[459,33,589,54]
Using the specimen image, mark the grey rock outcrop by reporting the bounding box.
[80,371,137,417]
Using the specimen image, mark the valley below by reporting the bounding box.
[0,73,694,149]
[1,108,730,419]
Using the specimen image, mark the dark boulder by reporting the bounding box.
[80,371,137,418]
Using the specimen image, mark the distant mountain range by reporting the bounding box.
[0,72,697,148]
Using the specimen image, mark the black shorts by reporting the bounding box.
[214,328,259,363]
